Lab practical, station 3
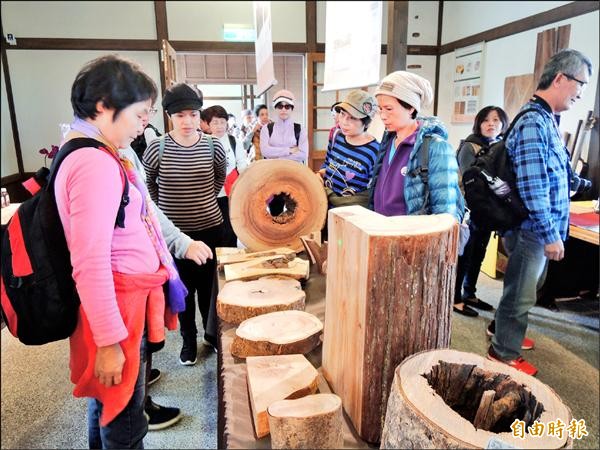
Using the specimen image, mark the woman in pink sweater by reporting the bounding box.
[54,55,187,448]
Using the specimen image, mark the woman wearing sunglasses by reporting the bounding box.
[260,89,308,163]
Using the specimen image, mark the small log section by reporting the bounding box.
[216,247,297,270]
[321,206,460,443]
[246,354,319,439]
[268,394,343,449]
[231,310,323,358]
[224,254,310,282]
[300,231,328,275]
[229,159,328,252]
[381,349,572,449]
[217,276,305,325]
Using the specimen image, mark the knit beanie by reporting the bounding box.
[162,83,203,114]
[374,71,433,113]
[272,89,295,107]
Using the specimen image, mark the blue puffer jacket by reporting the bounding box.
[368,116,465,222]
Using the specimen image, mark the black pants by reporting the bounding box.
[175,224,222,346]
[217,196,237,247]
[454,223,492,304]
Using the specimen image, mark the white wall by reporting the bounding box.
[1,60,18,177]
[167,1,306,43]
[5,50,162,172]
[437,10,599,149]
[1,1,156,39]
[441,1,571,44]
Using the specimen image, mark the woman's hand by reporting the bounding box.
[95,343,125,387]
[184,240,213,265]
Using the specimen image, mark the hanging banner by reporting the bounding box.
[452,42,485,123]
[323,1,382,92]
[254,1,277,96]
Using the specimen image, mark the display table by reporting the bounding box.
[218,263,373,449]
[569,200,599,246]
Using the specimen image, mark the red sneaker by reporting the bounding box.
[486,321,535,350]
[487,347,538,376]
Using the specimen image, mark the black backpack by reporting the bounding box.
[131,123,161,160]
[267,122,301,146]
[461,109,536,233]
[0,138,129,345]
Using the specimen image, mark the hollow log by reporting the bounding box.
[246,354,319,439]
[321,206,460,443]
[217,276,305,325]
[381,349,572,449]
[268,394,343,449]
[229,159,328,252]
[231,310,323,358]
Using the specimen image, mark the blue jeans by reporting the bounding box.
[491,229,547,360]
[88,338,148,449]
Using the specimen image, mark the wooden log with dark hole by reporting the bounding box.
[229,159,328,252]
[381,349,572,449]
[268,394,343,449]
[231,310,323,358]
[217,276,305,325]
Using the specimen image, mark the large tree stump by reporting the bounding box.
[231,310,323,358]
[217,276,305,325]
[321,206,460,443]
[268,394,343,449]
[246,354,319,439]
[381,349,572,449]
[229,159,328,252]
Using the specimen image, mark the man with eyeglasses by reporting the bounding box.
[260,89,308,163]
[130,106,161,160]
[486,49,593,376]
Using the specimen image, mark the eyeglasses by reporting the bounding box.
[148,107,158,117]
[275,104,293,110]
[562,73,587,88]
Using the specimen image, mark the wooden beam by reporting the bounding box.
[154,1,169,132]
[305,0,317,53]
[316,43,437,56]
[1,24,25,176]
[9,37,157,51]
[434,1,443,116]
[171,41,307,53]
[439,1,599,55]
[386,1,409,73]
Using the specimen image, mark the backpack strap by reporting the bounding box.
[294,123,301,146]
[50,138,129,229]
[267,122,274,137]
[228,134,236,153]
[157,134,167,167]
[408,135,432,214]
[206,134,215,158]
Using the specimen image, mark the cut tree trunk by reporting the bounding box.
[268,394,343,449]
[231,310,323,358]
[217,276,306,325]
[229,159,328,252]
[224,254,310,282]
[246,354,319,439]
[381,349,572,449]
[321,206,460,443]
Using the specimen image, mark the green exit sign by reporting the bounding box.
[223,24,256,42]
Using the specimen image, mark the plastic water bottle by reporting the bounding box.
[480,170,511,198]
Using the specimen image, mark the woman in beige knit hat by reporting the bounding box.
[368,70,464,222]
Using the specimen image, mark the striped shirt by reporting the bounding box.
[321,131,380,196]
[143,133,226,233]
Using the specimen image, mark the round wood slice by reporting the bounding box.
[229,159,327,251]
[268,394,343,449]
[230,310,323,358]
[381,349,572,449]
[217,276,305,325]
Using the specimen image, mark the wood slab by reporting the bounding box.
[268,394,343,449]
[246,354,319,439]
[504,74,534,121]
[217,247,297,269]
[229,159,328,252]
[321,206,459,443]
[381,349,572,449]
[217,276,306,325]
[224,255,310,282]
[300,232,328,275]
[231,310,323,358]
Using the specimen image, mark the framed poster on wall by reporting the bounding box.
[452,42,485,123]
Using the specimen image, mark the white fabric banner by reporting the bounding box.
[254,1,277,96]
[323,1,382,92]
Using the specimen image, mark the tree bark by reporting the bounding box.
[217,276,306,325]
[268,394,343,449]
[321,206,460,443]
[231,310,323,358]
